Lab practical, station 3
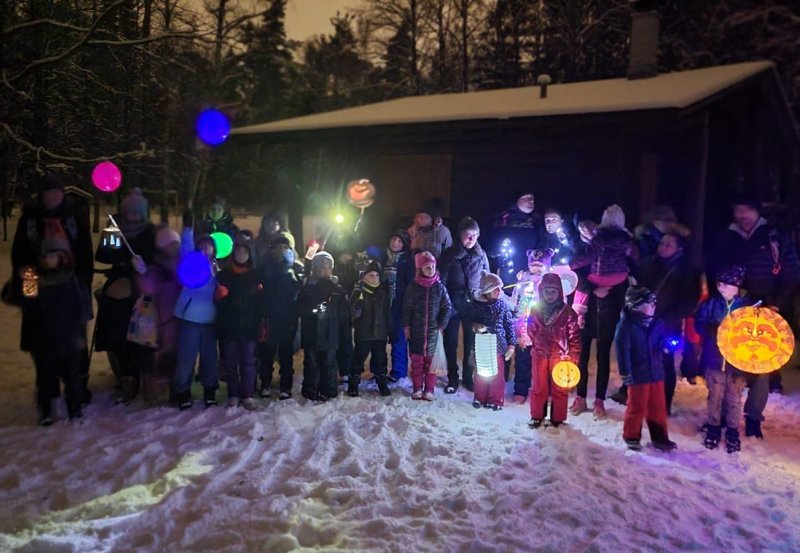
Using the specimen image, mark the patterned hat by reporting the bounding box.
[625,286,656,309]
[414,251,436,269]
[478,271,503,296]
[717,266,746,287]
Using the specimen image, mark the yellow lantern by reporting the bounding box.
[717,306,795,374]
[346,179,376,209]
[551,360,580,388]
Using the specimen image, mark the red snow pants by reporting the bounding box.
[623,381,669,443]
[410,354,437,393]
[474,355,505,406]
[530,354,568,422]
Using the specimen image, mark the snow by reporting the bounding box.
[2,231,800,552]
[232,62,774,136]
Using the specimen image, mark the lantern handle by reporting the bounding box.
[107,214,137,257]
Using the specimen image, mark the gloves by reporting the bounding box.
[504,346,514,361]
[131,255,147,275]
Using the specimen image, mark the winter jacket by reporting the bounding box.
[694,294,750,374]
[408,224,453,259]
[299,277,349,351]
[402,280,452,357]
[11,197,94,295]
[197,212,238,240]
[633,223,664,260]
[215,266,264,341]
[382,249,413,310]
[174,261,217,325]
[263,268,302,327]
[614,312,667,385]
[709,220,800,313]
[439,242,490,317]
[571,227,634,277]
[351,282,392,342]
[637,254,700,331]
[539,228,578,266]
[21,270,90,357]
[492,207,541,281]
[468,297,516,354]
[138,258,182,350]
[527,304,581,361]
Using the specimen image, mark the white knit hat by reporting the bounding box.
[155,227,181,250]
[600,204,625,229]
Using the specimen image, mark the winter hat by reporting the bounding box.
[649,205,677,223]
[527,248,554,268]
[364,260,382,276]
[415,251,436,270]
[311,251,334,271]
[513,188,535,202]
[121,188,149,221]
[457,216,480,235]
[625,286,656,309]
[731,193,762,213]
[36,172,65,193]
[717,266,746,288]
[389,229,410,251]
[478,271,503,296]
[600,204,625,229]
[155,227,181,250]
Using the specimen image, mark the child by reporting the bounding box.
[695,266,749,452]
[349,260,393,397]
[615,286,676,451]
[470,271,515,410]
[173,235,219,410]
[259,240,302,400]
[527,273,581,428]
[216,234,264,410]
[298,251,349,401]
[510,249,553,403]
[382,230,413,381]
[402,251,452,401]
[21,236,91,425]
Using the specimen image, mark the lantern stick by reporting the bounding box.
[107,214,137,257]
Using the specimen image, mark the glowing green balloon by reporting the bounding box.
[211,232,233,259]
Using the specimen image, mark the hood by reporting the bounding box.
[538,272,564,304]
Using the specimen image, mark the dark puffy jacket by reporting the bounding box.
[492,207,541,284]
[634,223,664,260]
[694,294,750,374]
[709,221,800,313]
[263,269,302,327]
[468,298,516,354]
[351,282,392,342]
[215,266,264,341]
[571,227,634,276]
[614,312,666,385]
[299,277,349,351]
[539,227,578,265]
[638,254,700,331]
[21,271,90,356]
[439,242,489,316]
[402,280,452,356]
[382,250,414,321]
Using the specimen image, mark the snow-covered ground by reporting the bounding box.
[1,229,800,552]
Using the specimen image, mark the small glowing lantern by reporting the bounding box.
[551,360,580,388]
[101,225,124,250]
[474,332,499,377]
[717,306,795,374]
[346,179,375,208]
[22,267,39,298]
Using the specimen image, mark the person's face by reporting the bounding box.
[461,229,479,249]
[717,282,739,301]
[389,236,404,253]
[163,241,180,258]
[635,301,656,317]
[733,205,759,230]
[415,213,432,228]
[122,205,143,224]
[544,213,562,235]
[516,194,535,214]
[542,287,560,303]
[363,271,380,287]
[208,204,225,222]
[421,264,436,277]
[268,219,280,233]
[234,246,250,265]
[578,223,595,242]
[657,235,681,260]
[487,287,501,300]
[314,264,333,280]
[41,189,64,212]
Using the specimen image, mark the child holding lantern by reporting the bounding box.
[469,271,515,410]
[527,272,581,428]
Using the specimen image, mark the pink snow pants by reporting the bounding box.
[530,354,568,422]
[474,355,505,406]
[410,354,437,393]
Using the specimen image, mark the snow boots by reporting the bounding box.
[625,439,642,451]
[592,399,607,420]
[652,439,677,452]
[376,376,391,397]
[725,427,741,453]
[348,379,360,397]
[610,387,628,406]
[528,418,543,429]
[570,396,587,415]
[204,387,218,408]
[745,417,763,440]
[704,424,722,450]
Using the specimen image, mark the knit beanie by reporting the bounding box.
[155,227,181,250]
[121,187,149,221]
[717,266,746,287]
[312,251,335,271]
[364,260,382,276]
[458,216,480,235]
[625,286,656,309]
[414,251,436,269]
[539,272,563,292]
[478,271,503,296]
[600,204,625,229]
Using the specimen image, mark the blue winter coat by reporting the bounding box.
[694,294,749,374]
[468,297,516,354]
[174,268,217,324]
[614,312,666,385]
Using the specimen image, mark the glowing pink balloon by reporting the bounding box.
[92,161,122,192]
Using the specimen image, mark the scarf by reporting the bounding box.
[415,271,440,288]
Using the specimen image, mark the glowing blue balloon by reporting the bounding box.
[178,251,212,289]
[196,109,231,146]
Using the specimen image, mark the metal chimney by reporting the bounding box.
[627,0,660,79]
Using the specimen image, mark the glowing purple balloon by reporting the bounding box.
[178,251,212,289]
[92,161,122,193]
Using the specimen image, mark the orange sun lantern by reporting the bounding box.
[346,179,376,209]
[551,360,580,388]
[717,306,795,374]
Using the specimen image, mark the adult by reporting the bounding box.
[407,202,453,259]
[634,205,687,259]
[493,191,541,285]
[254,209,296,269]
[708,194,800,438]
[197,196,238,238]
[382,229,414,381]
[439,217,490,393]
[539,208,577,266]
[94,187,157,404]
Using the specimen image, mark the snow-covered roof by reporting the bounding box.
[233,61,774,136]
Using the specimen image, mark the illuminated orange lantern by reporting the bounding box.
[347,179,376,208]
[717,306,795,374]
[551,360,580,388]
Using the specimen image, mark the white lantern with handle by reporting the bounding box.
[475,332,499,377]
